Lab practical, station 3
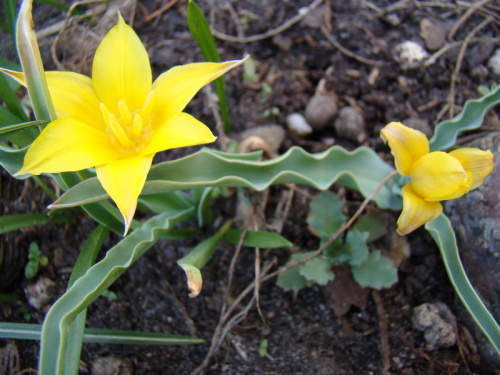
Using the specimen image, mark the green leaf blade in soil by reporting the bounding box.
[225,229,293,248]
[425,214,500,354]
[52,146,401,211]
[39,208,194,375]
[299,257,335,285]
[0,212,71,234]
[187,0,231,133]
[429,84,500,151]
[307,191,345,239]
[276,253,316,292]
[351,250,397,289]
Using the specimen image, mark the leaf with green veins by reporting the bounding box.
[352,212,388,243]
[225,229,292,249]
[299,257,335,285]
[327,230,369,266]
[351,250,398,289]
[277,252,315,292]
[307,191,345,239]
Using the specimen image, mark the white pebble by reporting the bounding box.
[286,113,313,136]
[394,41,429,69]
[488,49,500,76]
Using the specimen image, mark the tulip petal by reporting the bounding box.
[151,58,246,124]
[449,148,494,190]
[397,184,443,235]
[45,72,105,130]
[141,112,216,155]
[16,118,119,175]
[96,155,153,235]
[92,15,152,114]
[380,122,429,176]
[410,151,469,201]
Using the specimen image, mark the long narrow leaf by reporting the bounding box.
[187,0,231,133]
[429,84,500,151]
[3,0,17,47]
[0,73,29,121]
[64,225,109,375]
[0,323,203,345]
[39,208,194,375]
[425,214,500,353]
[51,146,402,211]
[0,212,71,234]
[0,119,48,136]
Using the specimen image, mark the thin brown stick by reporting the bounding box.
[424,37,500,67]
[203,85,230,152]
[448,17,493,118]
[320,25,388,67]
[373,290,391,375]
[144,0,180,23]
[211,0,324,43]
[448,0,491,41]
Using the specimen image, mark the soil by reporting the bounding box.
[1,0,499,374]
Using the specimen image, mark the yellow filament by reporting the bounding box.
[118,100,132,125]
[132,114,143,139]
[140,90,155,122]
[108,113,134,148]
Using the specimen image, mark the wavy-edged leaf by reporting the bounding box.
[0,322,203,345]
[177,220,231,297]
[226,229,293,248]
[277,252,316,292]
[425,214,500,354]
[351,250,397,289]
[51,146,401,211]
[429,84,500,151]
[307,191,345,239]
[299,256,335,285]
[39,208,194,375]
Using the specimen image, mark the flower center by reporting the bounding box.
[100,91,155,150]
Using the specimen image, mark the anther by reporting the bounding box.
[108,113,134,148]
[132,114,143,139]
[118,100,132,125]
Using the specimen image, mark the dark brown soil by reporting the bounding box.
[1,1,499,374]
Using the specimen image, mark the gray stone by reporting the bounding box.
[420,18,446,51]
[239,125,286,156]
[334,107,366,143]
[91,356,133,375]
[444,132,500,367]
[305,93,338,131]
[412,302,456,350]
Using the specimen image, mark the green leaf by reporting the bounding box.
[351,250,398,289]
[177,221,231,297]
[64,225,109,375]
[299,257,335,285]
[3,0,17,47]
[429,84,500,151]
[0,119,48,136]
[0,212,71,234]
[425,214,500,354]
[39,208,194,375]
[52,146,401,211]
[138,191,195,214]
[328,230,369,266]
[276,253,315,292]
[0,72,28,121]
[187,0,232,133]
[307,191,345,239]
[0,322,203,345]
[225,229,293,248]
[352,212,388,243]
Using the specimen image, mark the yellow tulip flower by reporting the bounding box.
[381,122,494,235]
[6,15,245,234]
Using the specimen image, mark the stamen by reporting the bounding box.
[132,114,143,139]
[108,113,134,148]
[118,100,132,125]
[140,90,155,123]
[100,103,111,124]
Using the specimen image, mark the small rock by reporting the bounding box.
[488,49,500,76]
[420,18,446,51]
[402,117,433,138]
[394,41,429,69]
[412,302,456,350]
[299,5,324,29]
[272,34,293,51]
[286,113,313,136]
[470,64,489,78]
[25,277,56,309]
[305,93,338,131]
[467,42,495,70]
[334,107,366,143]
[239,125,286,155]
[91,356,133,375]
[384,13,401,26]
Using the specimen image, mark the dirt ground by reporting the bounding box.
[1,0,500,374]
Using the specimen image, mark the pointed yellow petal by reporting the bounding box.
[44,71,105,130]
[449,148,494,190]
[151,58,246,123]
[380,122,429,176]
[142,112,216,155]
[16,118,119,175]
[397,184,443,235]
[92,15,152,114]
[96,155,153,235]
[409,151,469,201]
[0,68,26,86]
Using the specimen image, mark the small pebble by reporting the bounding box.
[488,49,500,76]
[402,117,433,138]
[394,41,429,69]
[334,107,366,143]
[25,277,56,309]
[305,93,338,131]
[91,356,133,375]
[272,34,293,51]
[412,302,456,350]
[239,125,285,155]
[286,113,313,136]
[420,18,446,51]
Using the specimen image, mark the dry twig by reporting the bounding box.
[448,0,492,41]
[373,290,391,375]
